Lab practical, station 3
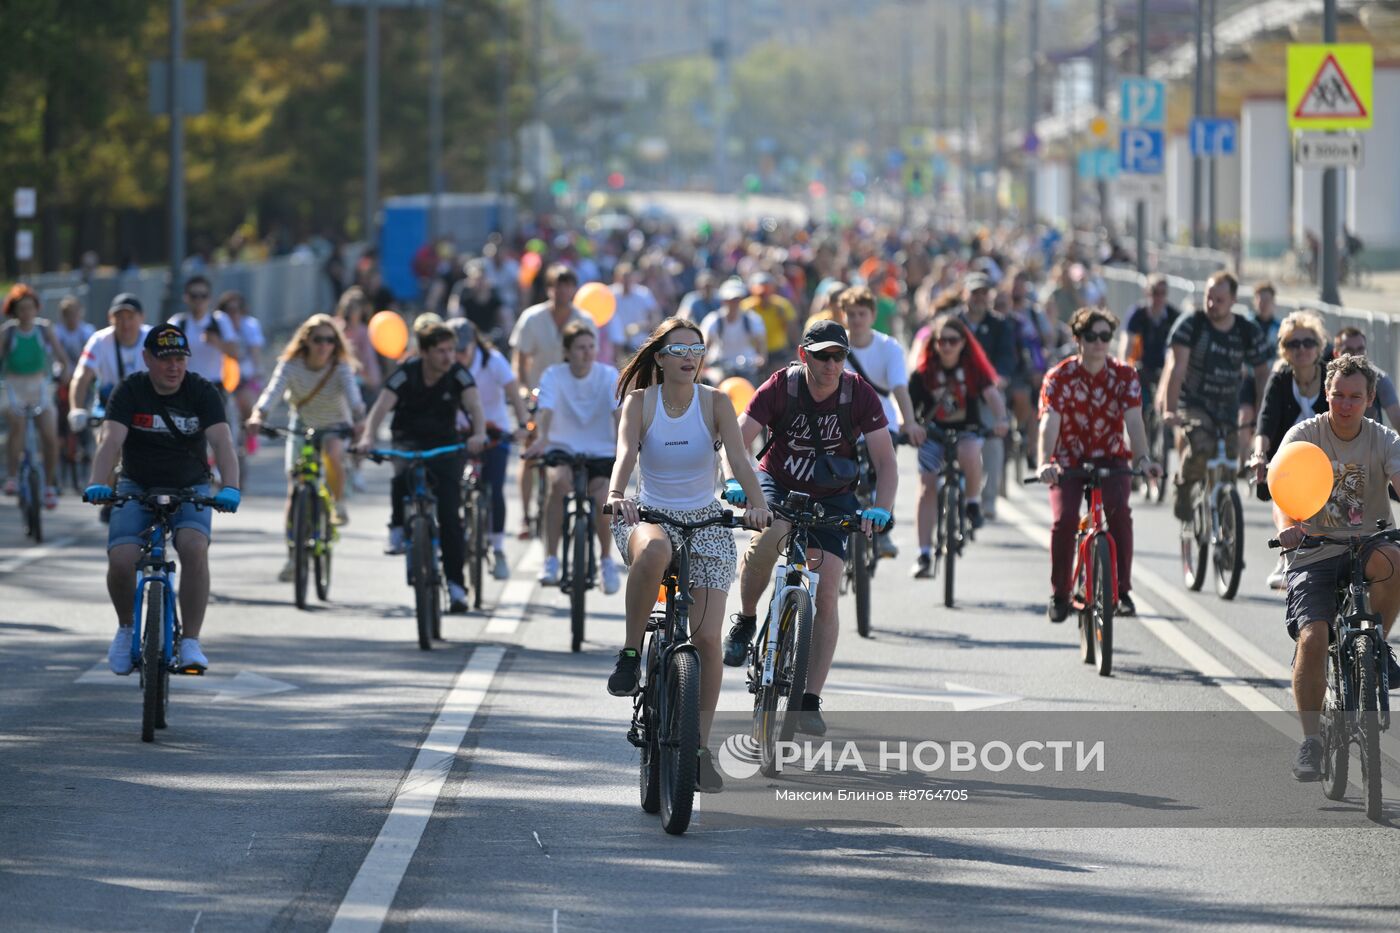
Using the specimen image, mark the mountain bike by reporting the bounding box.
[260,424,352,609]
[10,398,44,542]
[615,503,745,835]
[535,450,608,653]
[84,487,227,742]
[840,437,883,638]
[58,387,96,494]
[748,492,869,776]
[925,425,982,609]
[1271,526,1395,823]
[1180,420,1244,600]
[1026,465,1139,677]
[368,444,465,650]
[461,427,505,610]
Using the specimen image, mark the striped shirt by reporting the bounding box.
[255,358,365,429]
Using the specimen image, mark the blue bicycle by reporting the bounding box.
[8,392,44,542]
[368,444,465,650]
[85,487,225,742]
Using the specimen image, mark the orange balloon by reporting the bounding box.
[576,282,617,329]
[1268,440,1334,521]
[368,310,409,358]
[221,354,241,393]
[719,376,757,416]
[518,251,543,289]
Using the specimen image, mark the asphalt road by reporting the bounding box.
[2,441,1398,932]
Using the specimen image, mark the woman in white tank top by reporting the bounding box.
[606,318,771,790]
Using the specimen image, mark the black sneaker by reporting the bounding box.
[607,648,641,697]
[1385,643,1400,691]
[696,748,724,793]
[1292,736,1324,782]
[911,554,931,579]
[1048,596,1071,623]
[723,614,756,667]
[797,693,827,736]
[1117,593,1136,617]
[967,501,984,530]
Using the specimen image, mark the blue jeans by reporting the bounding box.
[477,440,510,535]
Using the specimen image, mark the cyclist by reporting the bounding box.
[841,285,924,559]
[677,270,721,322]
[720,320,896,735]
[907,312,1008,577]
[698,278,766,382]
[605,261,661,359]
[1,284,71,506]
[510,265,588,538]
[1118,274,1180,408]
[1036,307,1159,622]
[742,271,800,372]
[605,318,772,792]
[354,321,486,615]
[168,275,238,385]
[1273,354,1400,781]
[69,293,151,419]
[1331,328,1400,427]
[53,296,95,381]
[1247,280,1281,349]
[1162,272,1270,523]
[217,291,265,445]
[249,314,366,581]
[523,321,622,594]
[83,323,241,674]
[1246,312,1329,590]
[448,318,531,579]
[957,272,1017,521]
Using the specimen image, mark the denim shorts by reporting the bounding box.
[917,431,983,475]
[107,480,213,551]
[757,471,858,561]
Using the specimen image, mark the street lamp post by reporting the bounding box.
[991,0,1006,227]
[1320,0,1341,304]
[1025,0,1039,226]
[428,0,444,240]
[960,2,972,223]
[1135,0,1147,272]
[1191,0,1203,247]
[168,0,185,305]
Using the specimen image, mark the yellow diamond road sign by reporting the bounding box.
[1288,44,1373,131]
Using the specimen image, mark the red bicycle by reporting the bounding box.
[1026,465,1138,677]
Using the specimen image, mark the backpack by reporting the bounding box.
[715,312,754,338]
[755,363,856,460]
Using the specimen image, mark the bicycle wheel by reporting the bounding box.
[1181,490,1209,591]
[314,491,334,602]
[570,502,588,653]
[1321,647,1349,802]
[659,649,701,835]
[755,589,813,777]
[639,635,662,814]
[24,464,42,543]
[1076,557,1097,667]
[1091,535,1115,677]
[291,484,313,609]
[1355,638,1383,822]
[140,580,165,742]
[409,516,435,651]
[1213,487,1245,600]
[471,485,490,609]
[942,483,958,608]
[851,531,872,638]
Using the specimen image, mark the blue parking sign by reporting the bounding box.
[1119,77,1166,127]
[1189,118,1237,157]
[1119,128,1164,174]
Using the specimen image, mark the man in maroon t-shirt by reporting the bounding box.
[719,320,897,735]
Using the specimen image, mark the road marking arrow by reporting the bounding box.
[824,680,1020,711]
[75,662,297,701]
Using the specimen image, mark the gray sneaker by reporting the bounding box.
[108,626,135,675]
[492,549,510,580]
[1292,736,1324,782]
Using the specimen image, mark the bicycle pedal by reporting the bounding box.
[175,666,206,676]
[626,725,646,748]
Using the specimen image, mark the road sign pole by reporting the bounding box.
[959,2,972,222]
[990,0,1006,227]
[168,0,185,312]
[1135,0,1147,272]
[428,0,443,241]
[1025,0,1040,225]
[1095,0,1109,231]
[1206,0,1218,249]
[1320,0,1341,304]
[364,0,379,244]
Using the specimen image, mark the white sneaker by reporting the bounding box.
[601,557,621,595]
[350,470,368,493]
[177,637,208,671]
[108,626,135,675]
[492,549,510,580]
[539,555,560,585]
[385,526,407,555]
[1267,556,1287,591]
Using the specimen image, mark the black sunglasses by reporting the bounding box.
[186,290,210,300]
[1283,338,1319,350]
[310,335,338,346]
[936,335,964,346]
[1080,330,1115,344]
[808,349,848,363]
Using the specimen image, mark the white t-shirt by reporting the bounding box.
[467,346,517,428]
[234,316,265,379]
[846,330,908,430]
[536,362,620,458]
[509,302,589,388]
[54,321,94,366]
[77,324,151,398]
[699,309,766,367]
[168,309,238,383]
[606,285,660,351]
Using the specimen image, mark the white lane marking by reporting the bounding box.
[999,494,1400,799]
[484,539,543,634]
[0,533,83,574]
[825,680,1021,711]
[552,909,559,933]
[329,645,506,933]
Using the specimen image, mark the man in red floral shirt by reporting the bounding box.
[1035,307,1160,622]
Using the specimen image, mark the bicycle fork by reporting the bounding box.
[751,565,817,693]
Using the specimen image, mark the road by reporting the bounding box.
[2,442,1398,931]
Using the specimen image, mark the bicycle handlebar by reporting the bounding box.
[1268,525,1400,551]
[259,424,355,440]
[770,500,894,532]
[527,450,605,468]
[84,488,226,511]
[602,502,746,530]
[365,443,466,464]
[1022,466,1142,485]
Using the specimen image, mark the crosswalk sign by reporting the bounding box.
[1288,44,1372,131]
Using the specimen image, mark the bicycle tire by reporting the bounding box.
[755,588,813,776]
[1077,560,1097,667]
[943,483,958,608]
[1356,638,1383,822]
[409,516,435,651]
[470,485,489,609]
[292,484,312,609]
[1092,535,1115,677]
[141,580,165,742]
[639,636,662,814]
[1181,491,1208,591]
[659,649,701,835]
[24,464,42,542]
[1321,647,1349,801]
[852,531,872,638]
[1214,487,1244,600]
[315,491,333,601]
[570,501,588,653]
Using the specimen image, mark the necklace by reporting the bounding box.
[662,386,691,417]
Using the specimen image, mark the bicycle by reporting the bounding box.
[461,427,505,610]
[839,435,900,638]
[747,492,869,776]
[260,424,353,609]
[1270,526,1394,822]
[83,487,226,742]
[1138,378,1170,504]
[58,386,95,495]
[8,391,45,542]
[1179,419,1245,600]
[532,450,609,652]
[613,503,745,835]
[921,425,982,609]
[1025,466,1139,677]
[367,443,466,650]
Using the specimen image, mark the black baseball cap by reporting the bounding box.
[109,292,144,315]
[801,319,850,353]
[144,322,191,358]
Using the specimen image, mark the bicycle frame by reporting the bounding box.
[1072,479,1119,612]
[130,516,181,672]
[758,496,824,692]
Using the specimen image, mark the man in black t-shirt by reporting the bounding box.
[1119,273,1181,398]
[84,323,241,675]
[355,322,486,613]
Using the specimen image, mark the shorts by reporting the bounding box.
[4,374,53,414]
[758,471,858,561]
[612,500,737,591]
[108,480,214,551]
[1282,547,1385,640]
[545,452,613,481]
[918,430,983,475]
